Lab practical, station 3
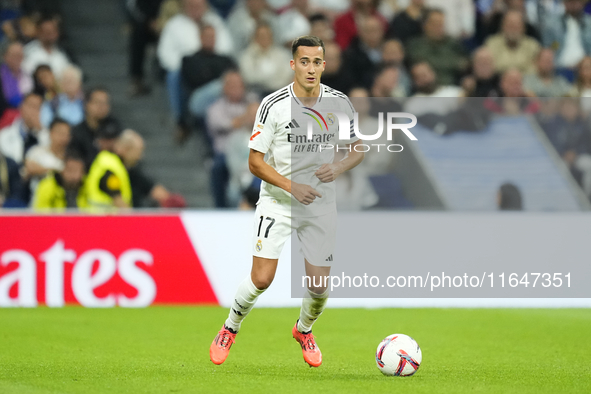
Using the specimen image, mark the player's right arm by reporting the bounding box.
[248,150,321,205]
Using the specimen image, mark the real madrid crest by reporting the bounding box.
[255,239,263,252]
[327,113,335,125]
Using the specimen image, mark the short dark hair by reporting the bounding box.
[85,86,109,104]
[33,64,52,76]
[64,150,86,169]
[36,15,59,29]
[309,13,328,24]
[291,35,325,58]
[49,117,70,131]
[424,8,445,23]
[21,92,43,104]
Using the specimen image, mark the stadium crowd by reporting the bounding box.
[1,0,591,210]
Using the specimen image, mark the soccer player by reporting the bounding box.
[209,35,364,367]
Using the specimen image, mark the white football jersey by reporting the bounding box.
[248,83,359,217]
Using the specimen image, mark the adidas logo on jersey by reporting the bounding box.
[285,119,300,129]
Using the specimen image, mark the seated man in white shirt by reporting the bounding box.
[405,61,463,117]
[0,92,48,165]
[239,23,293,94]
[273,0,311,47]
[543,0,591,78]
[24,118,71,197]
[22,16,71,80]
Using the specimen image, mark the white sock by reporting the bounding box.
[224,276,265,332]
[297,288,329,333]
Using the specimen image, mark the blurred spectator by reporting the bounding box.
[206,71,258,207]
[407,9,469,86]
[85,129,140,211]
[2,12,38,45]
[266,0,290,10]
[112,128,178,208]
[225,102,259,207]
[321,41,354,95]
[181,24,236,92]
[497,182,523,210]
[377,0,399,20]
[574,56,591,113]
[369,65,404,116]
[94,117,124,155]
[0,92,47,164]
[411,62,462,97]
[0,151,24,207]
[309,13,335,44]
[524,48,573,97]
[381,39,411,97]
[127,0,164,97]
[239,23,293,94]
[334,0,388,50]
[349,86,396,175]
[180,24,236,143]
[157,0,234,122]
[40,65,84,127]
[156,0,182,32]
[68,87,112,167]
[405,62,463,116]
[335,88,379,211]
[22,16,71,79]
[227,0,275,53]
[32,64,58,101]
[308,0,350,20]
[499,68,531,97]
[370,65,400,98]
[335,146,379,211]
[462,46,501,97]
[540,98,591,194]
[0,41,33,108]
[274,0,311,47]
[239,180,261,210]
[425,0,475,39]
[343,15,385,89]
[484,68,540,114]
[528,0,565,26]
[543,0,591,71]
[386,0,425,44]
[32,152,87,211]
[209,0,239,17]
[24,117,70,195]
[485,10,540,74]
[484,0,540,41]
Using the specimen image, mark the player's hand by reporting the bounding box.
[315,163,342,183]
[291,182,322,205]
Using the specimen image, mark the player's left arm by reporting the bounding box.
[315,139,364,183]
[316,95,365,183]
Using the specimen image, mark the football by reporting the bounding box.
[375,334,422,376]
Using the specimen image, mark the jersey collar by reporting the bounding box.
[289,82,324,107]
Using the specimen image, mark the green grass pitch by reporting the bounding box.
[0,307,590,394]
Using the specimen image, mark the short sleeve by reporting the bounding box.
[248,101,276,154]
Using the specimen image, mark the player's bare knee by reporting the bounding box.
[251,274,274,290]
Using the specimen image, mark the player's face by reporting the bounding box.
[290,46,325,92]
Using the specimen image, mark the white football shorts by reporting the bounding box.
[252,201,337,266]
